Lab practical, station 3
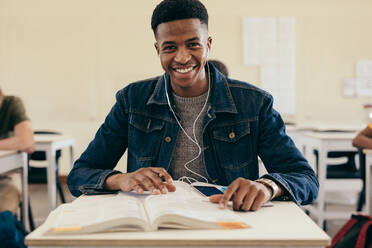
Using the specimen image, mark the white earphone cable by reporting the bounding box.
[164,62,211,184]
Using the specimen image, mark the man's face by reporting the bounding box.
[155,18,212,97]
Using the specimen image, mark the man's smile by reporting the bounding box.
[174,67,193,73]
[172,65,197,74]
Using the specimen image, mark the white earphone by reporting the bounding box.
[164,63,211,184]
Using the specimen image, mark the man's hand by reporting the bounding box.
[105,167,176,195]
[209,177,273,211]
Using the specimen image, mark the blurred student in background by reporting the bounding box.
[0,87,34,247]
[352,123,372,149]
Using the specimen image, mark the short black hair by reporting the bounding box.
[151,0,208,36]
[209,60,229,77]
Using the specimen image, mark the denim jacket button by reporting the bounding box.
[229,132,235,139]
[165,136,172,143]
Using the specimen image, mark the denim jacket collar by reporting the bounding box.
[146,74,169,106]
[146,63,238,114]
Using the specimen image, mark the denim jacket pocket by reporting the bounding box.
[129,114,164,133]
[211,121,254,182]
[212,121,250,143]
[128,113,165,168]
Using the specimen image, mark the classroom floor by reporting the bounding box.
[28,182,357,238]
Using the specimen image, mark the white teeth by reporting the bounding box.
[175,67,193,73]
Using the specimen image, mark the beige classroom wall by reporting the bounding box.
[0,0,371,175]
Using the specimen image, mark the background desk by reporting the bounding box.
[363,149,372,215]
[26,200,330,248]
[0,150,29,230]
[34,134,75,211]
[300,131,359,226]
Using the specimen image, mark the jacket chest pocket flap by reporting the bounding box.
[212,121,250,143]
[129,114,165,133]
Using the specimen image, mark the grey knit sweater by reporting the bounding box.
[168,91,211,183]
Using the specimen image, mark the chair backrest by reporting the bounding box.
[328,151,358,171]
[313,150,360,178]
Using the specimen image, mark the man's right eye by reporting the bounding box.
[163,46,176,51]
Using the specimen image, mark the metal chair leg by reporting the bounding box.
[28,200,35,231]
[56,177,66,203]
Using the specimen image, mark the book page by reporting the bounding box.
[51,193,147,232]
[146,195,238,222]
[144,193,242,229]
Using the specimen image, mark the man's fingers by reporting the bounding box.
[219,182,239,208]
[149,167,175,193]
[231,185,251,211]
[209,194,224,203]
[142,169,164,190]
[250,191,266,211]
[165,183,177,192]
[151,167,174,185]
[239,186,257,211]
[132,173,154,191]
[132,184,144,194]
[127,167,175,194]
[120,174,140,192]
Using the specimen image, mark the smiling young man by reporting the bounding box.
[155,18,211,97]
[68,0,319,211]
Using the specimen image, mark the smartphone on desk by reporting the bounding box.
[192,184,224,197]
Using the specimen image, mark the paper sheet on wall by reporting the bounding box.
[355,78,372,96]
[356,61,372,96]
[243,16,296,114]
[344,60,372,97]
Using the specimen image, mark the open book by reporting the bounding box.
[44,181,249,235]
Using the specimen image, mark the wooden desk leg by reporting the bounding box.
[46,146,57,211]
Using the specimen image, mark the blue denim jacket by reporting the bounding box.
[67,63,318,205]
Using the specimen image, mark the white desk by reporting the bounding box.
[26,199,330,248]
[363,149,372,215]
[0,150,29,230]
[300,131,361,227]
[34,134,75,211]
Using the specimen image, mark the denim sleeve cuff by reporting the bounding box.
[260,174,299,205]
[78,170,122,195]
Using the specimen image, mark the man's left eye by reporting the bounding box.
[188,43,200,47]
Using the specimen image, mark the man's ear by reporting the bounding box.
[154,42,160,56]
[207,36,212,51]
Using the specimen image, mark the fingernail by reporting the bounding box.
[161,188,168,194]
[219,202,225,209]
[167,178,173,184]
[152,189,160,194]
